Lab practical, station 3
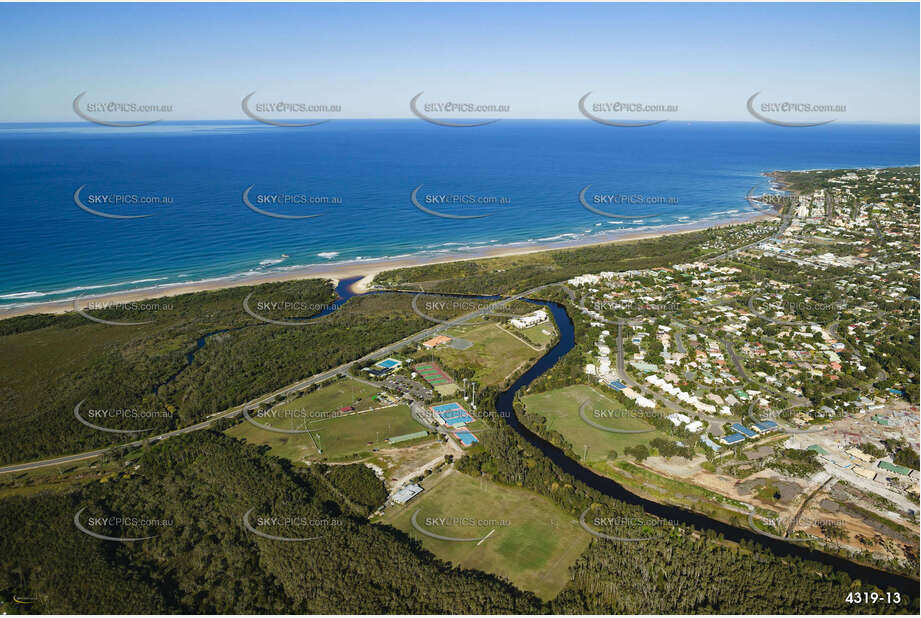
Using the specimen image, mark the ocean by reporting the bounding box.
[0,120,917,307]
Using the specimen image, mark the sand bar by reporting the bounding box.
[0,211,773,320]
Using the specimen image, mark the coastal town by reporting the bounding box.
[224,166,919,580]
[1,166,917,612]
[1,1,917,613]
[559,167,919,568]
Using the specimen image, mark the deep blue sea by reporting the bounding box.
[0,121,917,307]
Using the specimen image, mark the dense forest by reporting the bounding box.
[2,347,917,613]
[0,282,438,465]
[2,191,917,613]
[552,533,875,614]
[0,431,540,614]
[0,219,775,467]
[4,426,912,614]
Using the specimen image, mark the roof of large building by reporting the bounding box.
[752,420,779,432]
[392,484,424,504]
[387,430,428,445]
[730,423,757,438]
[878,461,911,475]
[365,367,394,377]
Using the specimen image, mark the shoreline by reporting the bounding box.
[1,211,775,320]
[4,162,914,320]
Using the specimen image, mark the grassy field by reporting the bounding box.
[276,378,382,417]
[601,459,777,522]
[521,384,668,463]
[514,321,556,347]
[380,468,591,600]
[306,405,425,460]
[426,319,539,386]
[228,402,426,462]
[227,380,428,462]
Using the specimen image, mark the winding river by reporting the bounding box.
[495,297,916,593]
[327,278,914,592]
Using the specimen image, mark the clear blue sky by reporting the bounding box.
[1,2,918,122]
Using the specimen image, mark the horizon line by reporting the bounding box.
[1,118,919,126]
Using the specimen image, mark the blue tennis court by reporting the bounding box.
[455,430,478,447]
[431,402,474,426]
[432,403,464,413]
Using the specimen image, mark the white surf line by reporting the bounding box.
[476,528,496,546]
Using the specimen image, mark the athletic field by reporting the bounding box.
[521,384,668,463]
[414,362,453,386]
[434,321,540,386]
[381,469,590,600]
[227,380,429,461]
[431,401,474,426]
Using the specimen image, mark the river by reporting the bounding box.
[495,297,916,594]
[337,279,915,592]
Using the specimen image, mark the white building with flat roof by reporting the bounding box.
[568,274,601,286]
[510,309,548,329]
[392,484,424,504]
[686,421,704,433]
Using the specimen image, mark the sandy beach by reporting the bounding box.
[0,211,774,320]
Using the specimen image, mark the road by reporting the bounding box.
[0,283,555,475]
[611,317,766,435]
[573,209,810,434]
[722,337,749,383]
[673,329,686,355]
[746,294,815,327]
[824,465,918,514]
[0,218,815,476]
[704,209,793,263]
[787,476,836,537]
[614,321,703,420]
[0,363,348,474]
[871,216,883,239]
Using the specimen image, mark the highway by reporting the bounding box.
[0,283,553,475]
[0,364,347,474]
[0,217,795,476]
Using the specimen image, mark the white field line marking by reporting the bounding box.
[476,528,496,546]
[495,323,541,351]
